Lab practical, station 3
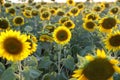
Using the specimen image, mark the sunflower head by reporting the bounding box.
[72,49,120,80]
[0,18,10,30]
[99,16,119,33]
[39,34,54,42]
[59,16,70,24]
[45,24,56,33]
[75,3,84,10]
[31,9,39,16]
[83,20,96,32]
[4,2,12,8]
[109,6,119,15]
[23,10,32,18]
[50,8,57,16]
[25,6,33,10]
[0,0,4,5]
[53,26,71,45]
[40,7,49,13]
[0,30,31,61]
[40,11,51,20]
[104,31,120,52]
[66,0,75,6]
[84,13,100,21]
[69,7,80,16]
[64,20,75,29]
[35,4,41,9]
[57,9,65,16]
[13,16,24,26]
[6,7,16,16]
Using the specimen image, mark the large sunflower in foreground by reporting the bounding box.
[103,31,120,52]
[0,30,31,61]
[99,16,119,33]
[72,49,120,80]
[53,26,71,45]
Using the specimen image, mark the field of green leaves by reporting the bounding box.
[0,0,120,80]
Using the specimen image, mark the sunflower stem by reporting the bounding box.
[18,61,23,80]
[58,44,62,75]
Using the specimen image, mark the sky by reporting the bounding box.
[11,0,116,3]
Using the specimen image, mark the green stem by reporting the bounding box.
[58,45,62,75]
[18,61,23,80]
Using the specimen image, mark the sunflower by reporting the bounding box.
[40,11,51,20]
[64,20,75,29]
[53,26,71,45]
[39,34,54,42]
[0,30,31,61]
[69,7,80,16]
[31,9,39,16]
[27,35,37,54]
[72,49,120,80]
[83,20,96,32]
[93,4,104,13]
[35,4,41,9]
[50,8,57,16]
[4,2,12,8]
[75,3,84,11]
[0,18,10,30]
[109,6,119,15]
[83,13,100,21]
[57,9,65,16]
[45,24,56,33]
[103,31,120,52]
[6,7,16,16]
[59,16,70,24]
[99,16,119,33]
[39,7,49,13]
[22,10,32,18]
[66,0,75,6]
[13,16,24,26]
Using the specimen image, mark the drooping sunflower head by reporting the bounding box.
[69,7,80,16]
[6,7,16,16]
[103,31,120,52]
[53,26,71,45]
[64,20,75,29]
[31,9,39,16]
[75,2,84,10]
[45,24,56,33]
[4,2,12,8]
[27,35,37,54]
[22,10,32,18]
[83,20,96,32]
[66,0,75,6]
[99,16,119,33]
[13,16,24,26]
[0,18,10,30]
[0,30,31,61]
[39,34,54,43]
[72,49,120,80]
[109,6,119,15]
[40,11,51,20]
[35,4,41,9]
[57,9,65,16]
[59,16,70,24]
[83,13,100,21]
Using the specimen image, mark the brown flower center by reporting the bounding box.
[109,35,120,47]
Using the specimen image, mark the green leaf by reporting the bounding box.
[63,55,75,71]
[69,78,77,80]
[22,67,30,80]
[0,62,5,77]
[24,56,38,67]
[1,68,16,80]
[39,56,52,69]
[30,68,42,79]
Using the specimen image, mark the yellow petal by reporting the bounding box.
[108,77,113,80]
[85,55,94,61]
[109,59,119,65]
[113,66,120,74]
[97,49,106,58]
[78,75,88,80]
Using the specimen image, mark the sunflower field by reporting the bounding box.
[0,0,120,80]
